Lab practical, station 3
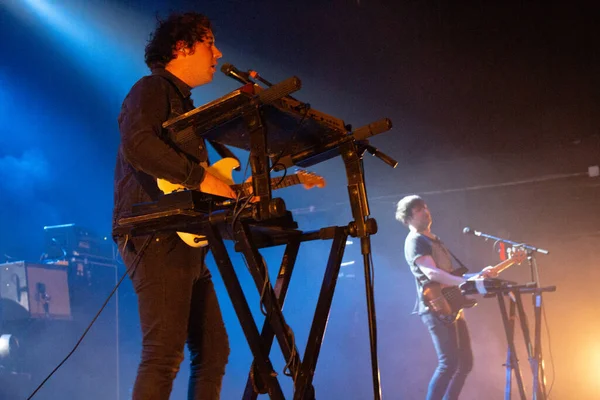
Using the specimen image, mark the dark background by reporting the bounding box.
[1,1,599,399]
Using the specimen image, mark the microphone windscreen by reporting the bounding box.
[220,63,232,74]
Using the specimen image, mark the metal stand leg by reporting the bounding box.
[293,226,348,400]
[496,292,527,400]
[242,240,301,399]
[237,225,350,400]
[531,293,548,400]
[234,222,305,391]
[360,236,379,399]
[205,222,285,399]
[340,141,381,400]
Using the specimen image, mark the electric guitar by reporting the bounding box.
[156,157,325,247]
[422,247,526,323]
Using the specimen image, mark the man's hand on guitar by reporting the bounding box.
[199,171,237,199]
[192,160,327,204]
[479,266,499,279]
[477,246,527,278]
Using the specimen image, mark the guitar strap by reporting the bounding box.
[421,235,470,276]
[439,239,470,275]
[412,234,470,318]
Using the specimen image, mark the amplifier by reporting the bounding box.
[0,260,118,399]
[43,223,113,260]
[0,262,71,320]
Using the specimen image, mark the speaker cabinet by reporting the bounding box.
[0,261,119,400]
[0,262,70,320]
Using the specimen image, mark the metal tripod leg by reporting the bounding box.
[205,222,285,399]
[242,239,301,399]
[234,221,307,394]
[496,292,527,400]
[511,291,541,400]
[293,226,348,400]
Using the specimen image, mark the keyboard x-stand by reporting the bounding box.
[116,67,395,400]
[464,229,553,399]
[461,246,553,400]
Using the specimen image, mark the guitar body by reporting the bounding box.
[422,282,477,323]
[420,248,526,323]
[157,157,239,194]
[157,157,241,248]
[156,157,325,248]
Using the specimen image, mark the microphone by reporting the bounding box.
[220,63,252,85]
[462,227,481,236]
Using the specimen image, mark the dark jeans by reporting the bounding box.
[120,234,230,400]
[420,312,473,400]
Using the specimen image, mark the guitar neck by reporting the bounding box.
[232,174,301,194]
[490,258,517,275]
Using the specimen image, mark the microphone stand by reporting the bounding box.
[465,229,549,255]
[223,65,396,399]
[246,66,397,399]
[466,230,550,399]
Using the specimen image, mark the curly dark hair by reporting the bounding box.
[144,12,214,69]
[395,195,425,225]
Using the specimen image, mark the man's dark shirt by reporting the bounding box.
[404,231,455,314]
[112,68,208,236]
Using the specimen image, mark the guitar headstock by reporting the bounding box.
[508,246,527,264]
[296,170,326,189]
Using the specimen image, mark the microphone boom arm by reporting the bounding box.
[464,228,549,255]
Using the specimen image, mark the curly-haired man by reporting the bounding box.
[113,12,232,400]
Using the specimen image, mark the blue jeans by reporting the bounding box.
[120,234,230,400]
[420,312,473,400]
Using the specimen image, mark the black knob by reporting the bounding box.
[269,197,287,217]
[366,218,378,235]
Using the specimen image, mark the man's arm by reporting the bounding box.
[119,77,235,198]
[415,255,467,286]
[119,77,205,186]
